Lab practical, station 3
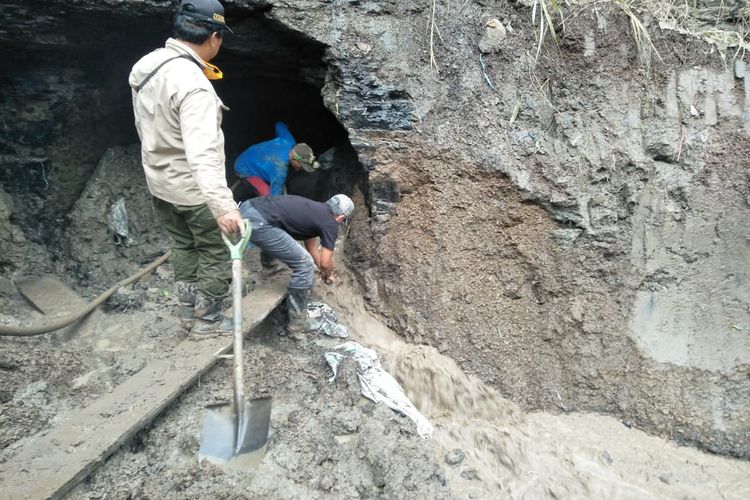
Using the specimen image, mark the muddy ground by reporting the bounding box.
[2,253,749,499]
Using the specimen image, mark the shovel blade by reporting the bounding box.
[236,397,272,453]
[198,404,236,463]
[198,396,272,469]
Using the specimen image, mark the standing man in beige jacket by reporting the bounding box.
[129,0,241,335]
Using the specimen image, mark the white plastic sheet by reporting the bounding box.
[107,198,131,245]
[307,302,349,338]
[325,341,433,438]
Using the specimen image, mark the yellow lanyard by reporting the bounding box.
[203,61,223,80]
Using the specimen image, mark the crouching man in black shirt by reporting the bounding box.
[239,194,354,338]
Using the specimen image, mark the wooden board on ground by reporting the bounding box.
[15,275,102,341]
[0,275,287,500]
[15,275,93,315]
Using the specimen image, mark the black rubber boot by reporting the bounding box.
[176,281,196,329]
[286,287,312,340]
[260,252,283,277]
[191,291,233,337]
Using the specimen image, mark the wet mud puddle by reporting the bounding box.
[317,275,750,499]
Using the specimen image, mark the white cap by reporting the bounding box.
[326,194,354,219]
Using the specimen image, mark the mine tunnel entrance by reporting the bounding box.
[0,5,362,250]
[218,78,356,203]
[213,13,360,203]
[146,12,362,204]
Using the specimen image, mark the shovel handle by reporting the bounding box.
[222,220,251,260]
[231,256,244,449]
[226,224,248,452]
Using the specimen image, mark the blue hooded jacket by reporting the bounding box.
[234,122,296,196]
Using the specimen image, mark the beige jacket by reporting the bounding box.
[128,38,237,219]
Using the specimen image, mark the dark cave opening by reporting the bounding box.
[216,77,358,204]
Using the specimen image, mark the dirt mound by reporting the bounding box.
[62,145,170,288]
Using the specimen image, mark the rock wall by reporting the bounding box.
[270,1,750,456]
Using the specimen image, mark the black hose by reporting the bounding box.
[0,250,172,337]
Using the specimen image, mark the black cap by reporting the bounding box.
[177,0,233,34]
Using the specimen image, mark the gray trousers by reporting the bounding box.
[240,203,315,289]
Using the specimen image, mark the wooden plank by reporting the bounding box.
[0,276,287,500]
[14,275,101,342]
[15,276,89,315]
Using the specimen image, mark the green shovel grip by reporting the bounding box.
[222,219,251,260]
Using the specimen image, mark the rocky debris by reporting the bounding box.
[62,146,169,287]
[105,285,146,313]
[445,449,465,466]
[659,472,674,485]
[479,18,508,54]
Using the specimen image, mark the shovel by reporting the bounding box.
[199,220,272,469]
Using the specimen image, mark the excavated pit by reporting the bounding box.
[1,0,749,497]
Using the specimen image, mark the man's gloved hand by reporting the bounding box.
[217,209,243,235]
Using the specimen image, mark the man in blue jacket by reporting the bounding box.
[234,122,319,198]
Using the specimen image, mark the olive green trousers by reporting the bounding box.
[154,198,230,299]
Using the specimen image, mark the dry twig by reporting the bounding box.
[429,0,440,76]
[675,125,686,162]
